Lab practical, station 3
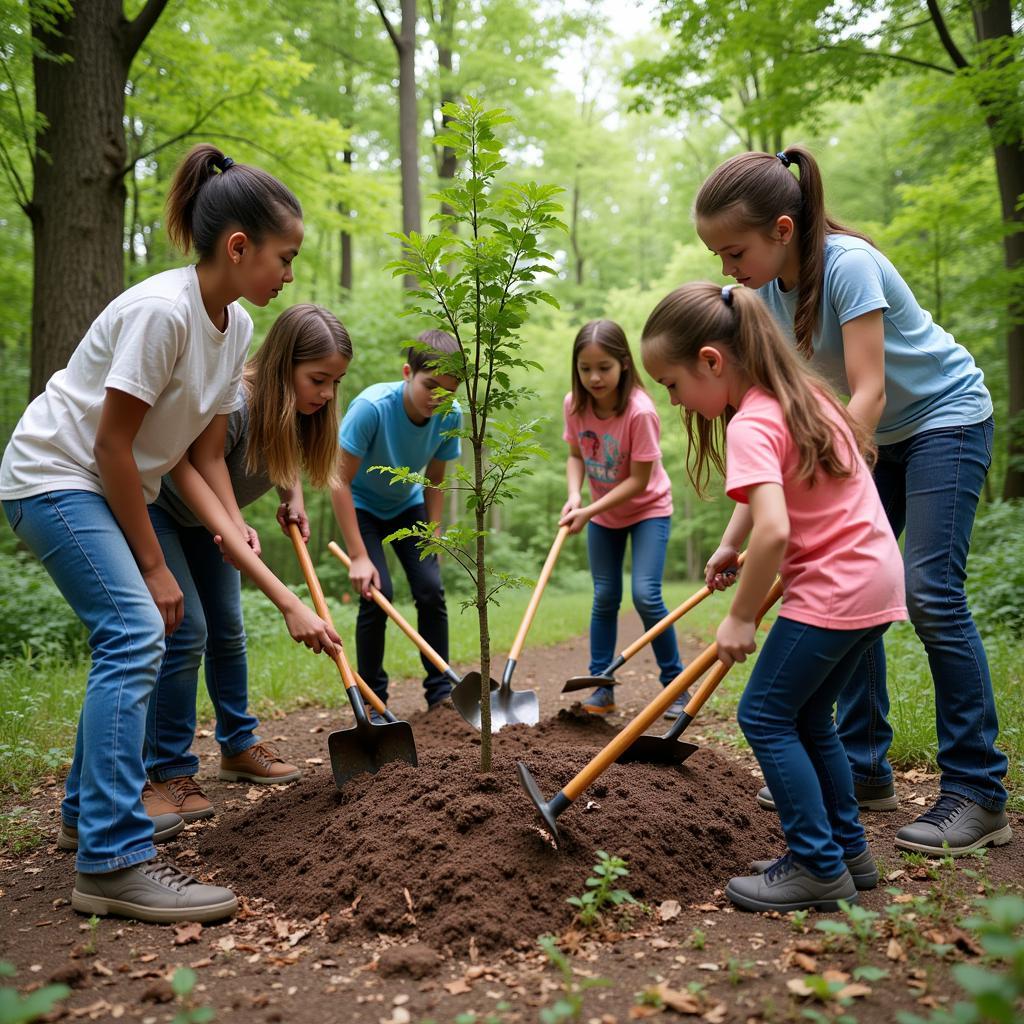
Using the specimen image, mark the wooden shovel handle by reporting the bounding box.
[619,550,747,661]
[288,526,389,716]
[562,577,783,801]
[327,541,450,674]
[509,526,570,662]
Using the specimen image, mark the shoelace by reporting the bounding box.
[763,853,796,884]
[245,743,283,768]
[140,861,197,893]
[917,793,971,828]
[165,776,206,802]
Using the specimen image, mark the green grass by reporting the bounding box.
[2,579,1022,813]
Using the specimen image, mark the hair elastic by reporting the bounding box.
[776,151,791,168]
[721,284,737,306]
[216,156,235,172]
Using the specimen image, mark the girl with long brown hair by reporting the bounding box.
[642,282,907,912]
[146,304,351,820]
[695,146,1010,859]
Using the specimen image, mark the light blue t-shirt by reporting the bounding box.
[339,380,462,519]
[757,234,992,445]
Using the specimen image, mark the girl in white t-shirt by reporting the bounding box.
[559,319,684,716]
[0,144,339,925]
[642,281,908,912]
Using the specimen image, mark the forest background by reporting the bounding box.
[1,0,1023,801]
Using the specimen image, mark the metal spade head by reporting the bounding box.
[615,736,700,765]
[450,670,499,731]
[327,718,417,790]
[561,673,617,694]
[516,761,561,845]
[493,684,540,729]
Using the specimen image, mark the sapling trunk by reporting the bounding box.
[476,495,492,771]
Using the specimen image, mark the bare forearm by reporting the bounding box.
[566,455,585,500]
[729,520,786,622]
[584,473,645,517]
[721,505,753,551]
[330,483,367,559]
[95,446,165,572]
[423,487,444,530]
[847,389,885,436]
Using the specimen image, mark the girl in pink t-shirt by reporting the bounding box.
[642,283,907,914]
[560,320,684,716]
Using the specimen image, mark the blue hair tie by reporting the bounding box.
[776,151,791,168]
[721,284,737,306]
[217,156,235,172]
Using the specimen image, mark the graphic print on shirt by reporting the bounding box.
[579,429,624,485]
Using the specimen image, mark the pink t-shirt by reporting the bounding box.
[562,388,673,529]
[725,387,907,630]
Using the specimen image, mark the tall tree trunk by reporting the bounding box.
[338,149,354,292]
[433,0,458,223]
[570,171,585,288]
[28,0,169,398]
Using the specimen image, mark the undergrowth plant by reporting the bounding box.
[566,850,637,928]
[537,935,612,1023]
[383,97,565,770]
[0,962,69,1024]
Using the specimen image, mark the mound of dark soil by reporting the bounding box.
[201,706,782,954]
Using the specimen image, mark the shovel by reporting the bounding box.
[452,526,569,731]
[289,526,417,788]
[517,578,783,844]
[562,555,744,694]
[326,540,494,702]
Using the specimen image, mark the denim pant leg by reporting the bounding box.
[388,504,450,703]
[738,618,884,879]
[629,516,684,683]
[354,508,395,701]
[586,520,628,675]
[182,526,259,757]
[5,493,165,873]
[145,507,208,781]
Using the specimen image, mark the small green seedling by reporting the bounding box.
[538,935,612,1024]
[688,927,707,951]
[566,851,637,928]
[0,961,70,1024]
[170,968,214,1024]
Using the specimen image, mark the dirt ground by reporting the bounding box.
[2,611,1022,1023]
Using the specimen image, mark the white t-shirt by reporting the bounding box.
[0,265,251,504]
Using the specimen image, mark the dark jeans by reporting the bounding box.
[739,617,888,879]
[836,416,1008,811]
[355,503,449,705]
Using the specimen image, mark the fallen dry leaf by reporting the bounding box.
[658,899,682,922]
[702,1004,727,1024]
[443,978,472,995]
[652,982,701,1014]
[791,952,817,973]
[836,983,872,1000]
[786,978,813,998]
[172,921,202,946]
[628,1006,660,1020]
[822,969,850,984]
[886,938,906,962]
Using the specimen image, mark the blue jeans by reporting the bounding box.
[836,417,1008,811]
[4,492,164,873]
[586,515,683,684]
[739,617,888,879]
[355,503,450,704]
[144,505,260,781]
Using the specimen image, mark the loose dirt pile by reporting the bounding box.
[200,707,782,954]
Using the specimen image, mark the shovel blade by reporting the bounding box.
[450,671,499,731]
[493,686,540,730]
[561,673,617,694]
[327,719,417,789]
[615,737,700,766]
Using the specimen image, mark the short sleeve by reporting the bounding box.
[725,408,787,504]
[104,299,186,406]
[827,247,890,326]
[339,398,379,458]
[434,403,462,462]
[628,407,662,463]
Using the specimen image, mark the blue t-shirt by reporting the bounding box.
[757,234,992,444]
[339,381,462,518]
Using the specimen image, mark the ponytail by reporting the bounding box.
[641,282,875,497]
[165,144,302,259]
[695,146,872,358]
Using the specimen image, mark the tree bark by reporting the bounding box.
[339,148,353,291]
[28,0,169,398]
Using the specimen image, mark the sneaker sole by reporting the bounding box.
[57,816,186,852]
[71,889,238,924]
[756,794,898,813]
[581,705,615,715]
[894,823,1013,858]
[218,769,302,784]
[725,884,859,914]
[175,807,216,823]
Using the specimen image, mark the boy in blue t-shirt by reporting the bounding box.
[332,330,462,709]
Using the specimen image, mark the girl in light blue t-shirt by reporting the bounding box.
[693,145,1010,861]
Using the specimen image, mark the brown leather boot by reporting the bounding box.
[143,778,214,822]
[219,742,302,784]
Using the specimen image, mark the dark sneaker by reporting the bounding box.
[895,793,1012,857]
[726,854,857,913]
[72,860,237,924]
[57,813,185,852]
[369,709,388,726]
[219,742,301,784]
[143,778,214,823]
[426,685,453,710]
[751,846,878,890]
[581,686,616,715]
[757,779,898,813]
[662,690,693,720]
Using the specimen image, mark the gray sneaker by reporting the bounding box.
[72,860,238,924]
[757,779,898,812]
[750,846,878,890]
[661,690,693,720]
[727,854,857,913]
[581,686,616,715]
[57,814,185,852]
[895,793,1012,857]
